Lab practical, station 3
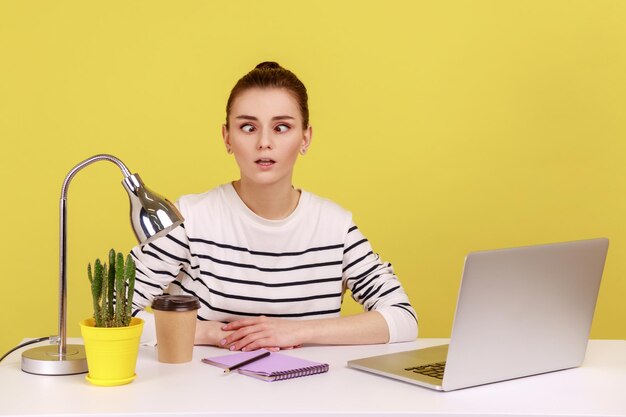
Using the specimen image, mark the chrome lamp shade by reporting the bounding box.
[123,173,183,244]
[21,154,183,375]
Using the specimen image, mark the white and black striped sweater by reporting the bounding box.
[131,183,418,344]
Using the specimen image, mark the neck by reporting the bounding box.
[233,179,300,220]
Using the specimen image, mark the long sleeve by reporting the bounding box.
[130,222,194,344]
[342,223,418,343]
[130,223,193,310]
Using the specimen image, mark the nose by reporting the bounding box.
[257,128,272,150]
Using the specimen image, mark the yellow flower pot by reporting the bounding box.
[79,317,144,386]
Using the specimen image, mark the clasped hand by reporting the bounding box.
[219,316,304,352]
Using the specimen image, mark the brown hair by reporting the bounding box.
[225,61,309,128]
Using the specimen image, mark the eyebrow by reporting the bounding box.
[235,115,296,121]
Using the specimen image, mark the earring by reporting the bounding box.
[227,147,233,154]
[300,148,307,155]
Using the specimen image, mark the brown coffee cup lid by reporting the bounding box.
[152,295,201,312]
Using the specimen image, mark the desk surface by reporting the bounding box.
[1,339,625,417]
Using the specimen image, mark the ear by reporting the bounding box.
[301,125,313,154]
[222,124,232,153]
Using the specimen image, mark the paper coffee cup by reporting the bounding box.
[152,295,201,364]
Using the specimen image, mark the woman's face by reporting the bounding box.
[223,87,311,189]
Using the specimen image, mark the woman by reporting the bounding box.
[132,62,417,351]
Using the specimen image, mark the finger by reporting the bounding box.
[220,323,264,347]
[222,317,261,331]
[233,332,274,352]
[220,331,244,348]
[240,337,277,352]
[222,328,261,350]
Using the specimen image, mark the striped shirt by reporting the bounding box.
[131,183,418,343]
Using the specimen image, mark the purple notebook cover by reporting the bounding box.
[202,349,329,381]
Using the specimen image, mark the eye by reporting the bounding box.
[275,124,290,133]
[241,124,255,133]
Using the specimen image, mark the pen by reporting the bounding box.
[224,351,271,374]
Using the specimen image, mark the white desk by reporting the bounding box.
[1,339,625,417]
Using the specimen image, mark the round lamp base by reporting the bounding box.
[21,344,88,375]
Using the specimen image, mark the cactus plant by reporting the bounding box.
[87,249,136,327]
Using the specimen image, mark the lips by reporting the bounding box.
[255,158,276,166]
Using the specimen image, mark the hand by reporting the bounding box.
[195,320,234,348]
[220,316,306,352]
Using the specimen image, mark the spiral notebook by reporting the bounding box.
[202,349,329,381]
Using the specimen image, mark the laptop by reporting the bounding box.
[348,238,609,391]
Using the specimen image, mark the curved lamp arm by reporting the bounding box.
[61,154,132,197]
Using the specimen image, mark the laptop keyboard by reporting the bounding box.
[405,361,446,379]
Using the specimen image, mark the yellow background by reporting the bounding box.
[1,1,624,356]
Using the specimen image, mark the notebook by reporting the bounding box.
[348,238,609,391]
[202,350,329,381]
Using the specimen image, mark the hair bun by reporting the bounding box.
[255,61,281,70]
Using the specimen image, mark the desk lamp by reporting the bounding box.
[21,154,184,375]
